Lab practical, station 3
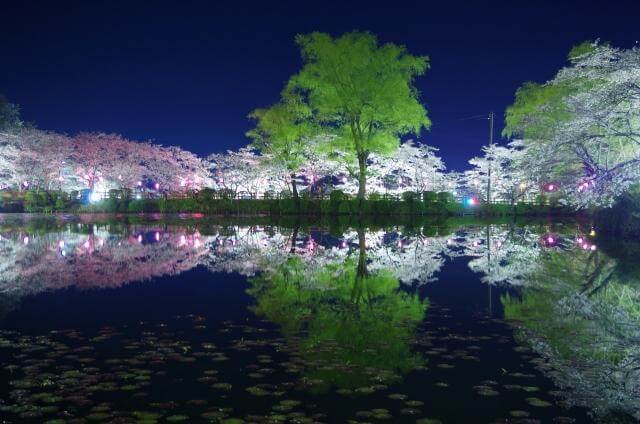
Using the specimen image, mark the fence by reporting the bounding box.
[3,189,541,205]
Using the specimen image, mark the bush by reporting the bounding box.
[330,190,346,202]
[437,192,454,204]
[338,200,354,215]
[218,188,234,199]
[127,200,144,213]
[402,191,419,202]
[368,192,382,201]
[423,191,437,203]
[278,198,298,214]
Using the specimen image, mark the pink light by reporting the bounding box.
[397,239,403,248]
[590,245,597,251]
[547,236,554,244]
[137,181,142,186]
[23,236,29,245]
[23,181,28,187]
[194,239,201,248]
[155,183,160,190]
[582,243,589,250]
[84,240,90,249]
[155,232,160,241]
[548,184,554,191]
[137,235,143,243]
[179,235,186,247]
[577,237,584,243]
[339,240,348,249]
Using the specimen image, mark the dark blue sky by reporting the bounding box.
[1,0,638,170]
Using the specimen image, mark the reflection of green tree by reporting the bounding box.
[502,246,640,419]
[247,230,428,390]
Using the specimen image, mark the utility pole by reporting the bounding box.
[487,111,494,203]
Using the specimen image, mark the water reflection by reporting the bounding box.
[0,216,637,421]
[247,228,428,392]
[502,241,640,421]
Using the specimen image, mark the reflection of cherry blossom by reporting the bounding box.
[0,227,210,297]
[463,225,542,286]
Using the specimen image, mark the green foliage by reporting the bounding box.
[503,81,578,140]
[329,189,346,202]
[247,102,311,177]
[422,191,437,203]
[23,190,78,213]
[218,188,234,199]
[338,199,355,215]
[437,191,454,204]
[286,31,431,198]
[402,191,419,202]
[568,40,598,61]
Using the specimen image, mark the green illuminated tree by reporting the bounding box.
[246,101,311,201]
[285,31,431,200]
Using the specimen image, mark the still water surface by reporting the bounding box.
[0,214,638,423]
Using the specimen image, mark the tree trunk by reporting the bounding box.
[357,152,367,201]
[290,173,299,200]
[290,173,301,213]
[349,227,368,305]
[290,226,299,254]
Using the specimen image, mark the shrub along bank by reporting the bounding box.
[0,189,571,217]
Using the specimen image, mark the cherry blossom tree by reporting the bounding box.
[464,141,536,203]
[504,41,640,207]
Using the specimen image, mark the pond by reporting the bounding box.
[0,214,638,423]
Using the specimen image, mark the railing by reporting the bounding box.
[2,189,541,205]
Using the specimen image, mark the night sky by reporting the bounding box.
[1,0,638,171]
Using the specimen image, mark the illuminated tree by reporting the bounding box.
[247,102,312,200]
[285,31,431,200]
[464,142,535,203]
[504,41,640,207]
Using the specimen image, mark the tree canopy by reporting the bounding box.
[285,31,431,199]
[503,41,640,207]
